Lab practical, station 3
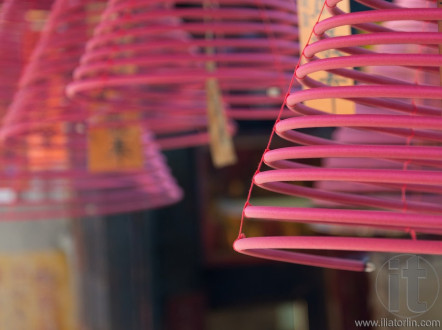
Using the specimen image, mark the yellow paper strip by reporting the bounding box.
[88,123,145,172]
[205,78,237,167]
[204,1,236,167]
[297,0,355,114]
[0,251,75,330]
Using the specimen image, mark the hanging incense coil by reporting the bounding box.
[0,0,53,115]
[0,0,52,217]
[318,0,439,199]
[67,0,299,150]
[0,0,182,220]
[234,0,442,271]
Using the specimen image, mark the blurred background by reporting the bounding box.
[0,0,441,329]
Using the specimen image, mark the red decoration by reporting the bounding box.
[234,0,442,271]
[0,0,182,220]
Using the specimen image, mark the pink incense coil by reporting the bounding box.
[234,0,442,271]
[66,0,298,145]
[319,2,438,196]
[316,124,408,200]
[65,0,231,149]
[0,0,108,130]
[0,128,182,221]
[0,0,53,115]
[0,0,182,220]
[0,0,54,202]
[0,0,52,177]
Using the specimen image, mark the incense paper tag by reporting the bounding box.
[88,124,145,172]
[27,124,68,172]
[297,0,355,114]
[206,78,237,168]
[0,251,75,330]
[204,1,236,167]
[28,75,69,171]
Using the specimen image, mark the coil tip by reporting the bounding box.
[365,261,376,273]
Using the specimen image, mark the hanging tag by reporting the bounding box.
[297,0,355,114]
[27,74,69,171]
[87,58,145,172]
[27,68,69,172]
[0,251,75,330]
[87,117,145,172]
[204,1,236,167]
[27,124,68,171]
[205,78,237,167]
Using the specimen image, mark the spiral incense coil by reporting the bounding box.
[0,128,183,220]
[0,0,52,179]
[234,0,442,271]
[0,0,182,220]
[66,0,298,149]
[0,0,53,115]
[318,0,439,198]
[0,0,108,131]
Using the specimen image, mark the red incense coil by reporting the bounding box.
[234,0,442,272]
[0,0,182,220]
[318,1,438,197]
[0,0,53,214]
[66,0,298,149]
[0,0,53,115]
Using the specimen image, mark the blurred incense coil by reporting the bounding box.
[0,0,52,115]
[67,0,299,150]
[0,0,182,220]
